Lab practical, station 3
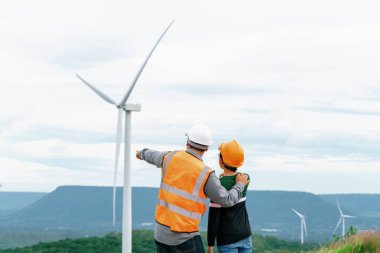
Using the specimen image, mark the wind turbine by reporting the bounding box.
[76,20,174,253]
[334,200,355,237]
[292,209,307,244]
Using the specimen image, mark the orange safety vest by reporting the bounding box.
[155,150,213,233]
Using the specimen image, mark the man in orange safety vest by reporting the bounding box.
[136,124,249,253]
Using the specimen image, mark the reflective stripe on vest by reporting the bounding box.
[158,199,202,220]
[162,151,179,180]
[192,165,211,195]
[156,150,213,232]
[209,197,247,208]
[160,183,207,205]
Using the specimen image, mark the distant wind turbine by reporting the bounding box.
[292,209,307,244]
[334,200,355,237]
[76,20,174,253]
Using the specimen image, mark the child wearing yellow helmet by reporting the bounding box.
[207,140,252,253]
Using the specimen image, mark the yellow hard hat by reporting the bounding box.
[218,140,244,168]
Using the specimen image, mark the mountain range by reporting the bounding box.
[1,186,379,244]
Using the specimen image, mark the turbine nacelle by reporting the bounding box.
[123,104,142,112]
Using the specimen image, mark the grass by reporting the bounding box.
[313,231,380,253]
[0,230,313,253]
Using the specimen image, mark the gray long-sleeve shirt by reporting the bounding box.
[139,148,245,245]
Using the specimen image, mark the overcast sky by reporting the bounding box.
[1,0,379,193]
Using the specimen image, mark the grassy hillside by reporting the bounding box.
[313,232,380,253]
[2,230,379,253]
[0,230,315,253]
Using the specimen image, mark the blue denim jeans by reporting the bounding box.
[217,236,252,253]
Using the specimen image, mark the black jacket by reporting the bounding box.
[207,200,252,246]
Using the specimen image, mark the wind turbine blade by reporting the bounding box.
[337,200,343,216]
[334,218,342,234]
[76,74,117,106]
[343,215,356,218]
[303,219,308,236]
[112,108,124,226]
[292,209,304,218]
[118,20,174,107]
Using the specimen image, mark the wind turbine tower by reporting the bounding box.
[76,21,174,253]
[292,209,307,244]
[334,201,355,237]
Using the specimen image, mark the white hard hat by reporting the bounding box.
[185,124,213,149]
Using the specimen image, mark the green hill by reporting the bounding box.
[0,230,315,253]
[313,232,380,253]
[2,230,378,253]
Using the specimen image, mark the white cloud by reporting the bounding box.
[0,0,379,193]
